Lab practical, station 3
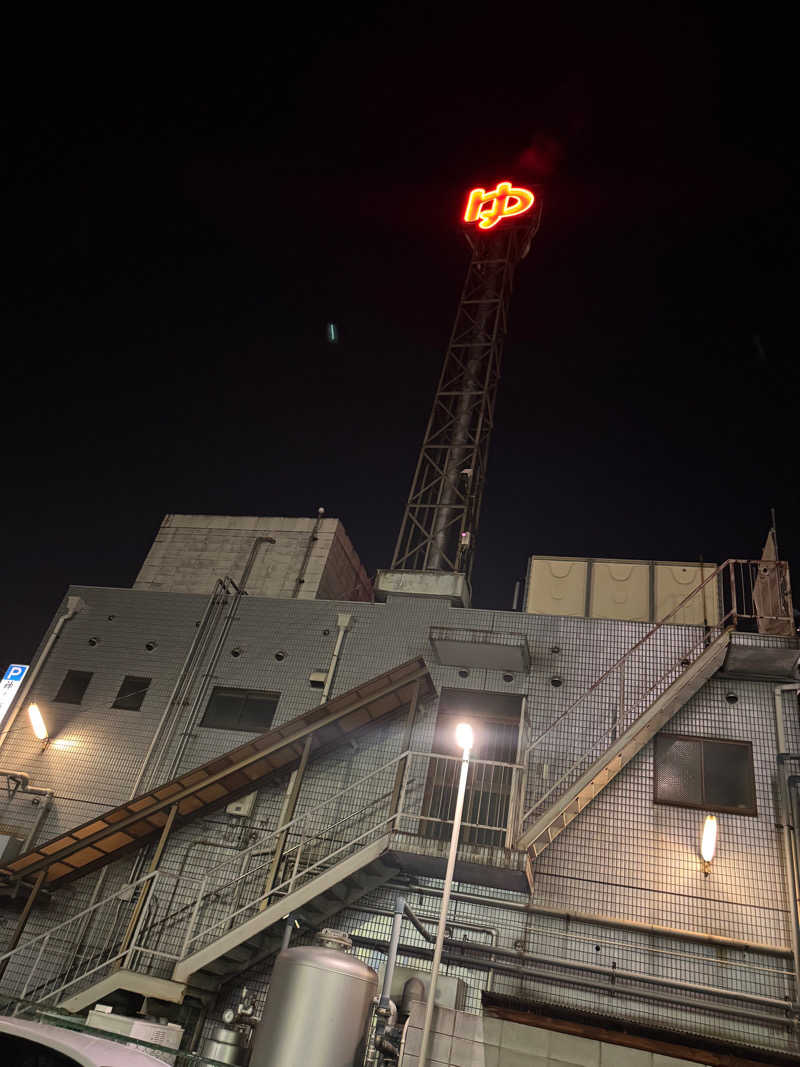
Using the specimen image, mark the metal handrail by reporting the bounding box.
[180,750,522,955]
[183,813,398,952]
[523,559,734,763]
[524,624,727,822]
[0,872,158,966]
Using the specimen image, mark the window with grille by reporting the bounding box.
[201,687,279,732]
[654,734,757,815]
[54,670,93,705]
[112,675,152,712]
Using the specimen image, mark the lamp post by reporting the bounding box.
[418,721,473,1067]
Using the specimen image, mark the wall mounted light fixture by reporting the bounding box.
[28,703,49,746]
[701,814,718,876]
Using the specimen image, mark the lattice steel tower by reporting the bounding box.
[389,182,542,593]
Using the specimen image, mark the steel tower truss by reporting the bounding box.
[391,204,542,586]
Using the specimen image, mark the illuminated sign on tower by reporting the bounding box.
[464,181,535,230]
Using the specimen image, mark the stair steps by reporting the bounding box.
[517,629,731,862]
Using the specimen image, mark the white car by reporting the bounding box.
[0,1015,167,1066]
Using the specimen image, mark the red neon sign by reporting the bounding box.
[464,181,535,230]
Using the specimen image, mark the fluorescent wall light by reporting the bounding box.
[28,703,49,742]
[701,814,718,875]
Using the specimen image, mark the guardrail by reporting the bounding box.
[517,558,794,842]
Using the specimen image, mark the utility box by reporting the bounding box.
[0,834,23,866]
[226,791,257,818]
[376,964,467,1011]
[87,1007,184,1065]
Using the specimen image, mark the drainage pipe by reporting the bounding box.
[380,912,791,1012]
[0,596,82,755]
[774,683,800,1006]
[350,935,795,1028]
[375,898,405,1057]
[321,613,351,704]
[239,537,276,593]
[0,771,55,862]
[130,580,229,798]
[438,936,793,1010]
[293,509,325,599]
[379,898,405,1013]
[386,881,791,959]
[356,901,498,991]
[80,581,229,927]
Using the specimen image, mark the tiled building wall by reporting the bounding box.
[0,585,796,1056]
[399,1003,700,1066]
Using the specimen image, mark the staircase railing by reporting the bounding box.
[517,558,791,844]
[0,872,164,1013]
[175,749,519,963]
[0,749,519,1004]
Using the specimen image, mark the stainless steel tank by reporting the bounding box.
[201,1024,250,1065]
[249,934,377,1067]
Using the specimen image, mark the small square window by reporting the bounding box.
[654,734,757,816]
[112,676,152,711]
[201,687,279,732]
[54,670,93,705]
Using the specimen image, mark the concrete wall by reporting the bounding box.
[0,586,796,1058]
[133,514,371,601]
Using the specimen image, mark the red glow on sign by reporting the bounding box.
[464,182,535,230]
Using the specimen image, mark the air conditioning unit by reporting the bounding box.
[226,791,257,818]
[87,1007,183,1065]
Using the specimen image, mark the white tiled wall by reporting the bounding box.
[400,1005,698,1067]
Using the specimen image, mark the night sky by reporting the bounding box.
[4,9,797,667]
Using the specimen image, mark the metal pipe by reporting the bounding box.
[281,914,294,951]
[20,792,53,856]
[374,903,788,1007]
[131,580,227,797]
[350,935,794,1028]
[293,509,325,598]
[77,584,228,960]
[72,584,229,968]
[774,683,800,1005]
[418,739,471,1067]
[321,613,351,704]
[375,897,405,1057]
[240,537,276,593]
[355,901,498,991]
[0,771,55,894]
[380,898,405,1011]
[0,596,82,755]
[385,880,792,959]
[163,581,238,782]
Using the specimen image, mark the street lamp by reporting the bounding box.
[418,721,474,1067]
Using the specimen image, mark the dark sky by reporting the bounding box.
[3,8,797,666]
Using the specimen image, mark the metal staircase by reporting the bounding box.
[515,561,739,864]
[1,657,432,891]
[0,742,522,1015]
[0,560,788,1018]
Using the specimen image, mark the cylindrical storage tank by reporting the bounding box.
[201,1024,249,1065]
[250,943,377,1067]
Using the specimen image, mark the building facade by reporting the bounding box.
[0,523,798,1066]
